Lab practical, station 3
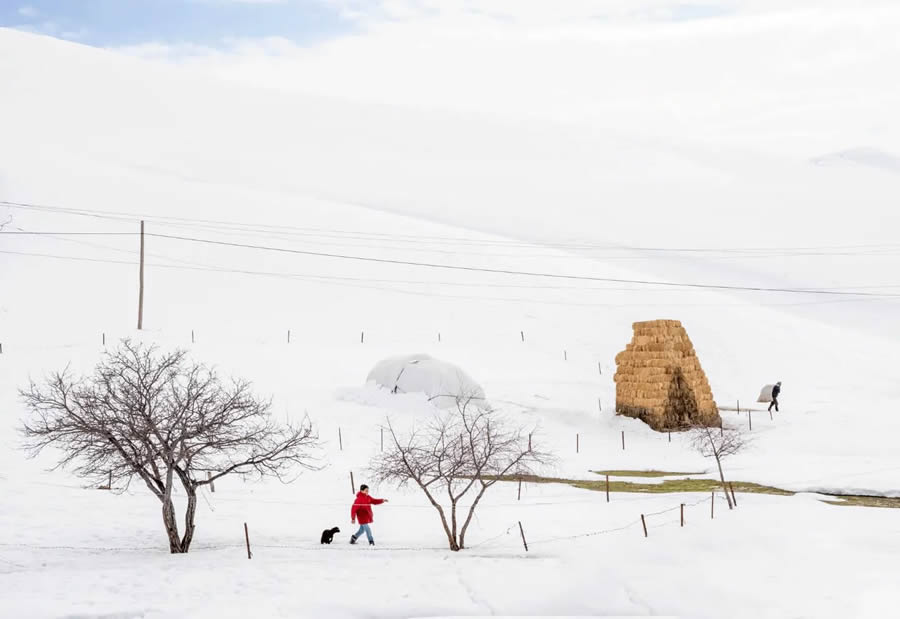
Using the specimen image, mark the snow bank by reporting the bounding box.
[365,354,486,409]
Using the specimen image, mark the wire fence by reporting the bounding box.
[0,491,724,573]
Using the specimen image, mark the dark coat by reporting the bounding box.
[772,384,781,399]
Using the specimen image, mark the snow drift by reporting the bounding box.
[366,354,486,408]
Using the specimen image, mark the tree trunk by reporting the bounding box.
[450,500,458,548]
[459,484,490,550]
[420,485,459,550]
[714,455,734,510]
[161,465,185,553]
[162,497,184,553]
[180,486,197,552]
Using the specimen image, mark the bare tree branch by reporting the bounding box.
[689,424,748,510]
[20,339,320,553]
[370,396,554,551]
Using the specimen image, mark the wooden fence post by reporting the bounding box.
[287,329,291,344]
[107,471,112,490]
[576,433,579,453]
[208,471,215,493]
[244,522,252,559]
[621,431,625,450]
[102,332,106,346]
[598,398,602,412]
[338,428,343,451]
[518,521,528,552]
[528,434,532,451]
[668,431,671,443]
[641,514,648,538]
[680,503,684,527]
[564,350,567,361]
[191,330,195,344]
[517,477,522,501]
[606,474,610,503]
[711,491,715,519]
[520,330,525,342]
[350,471,355,495]
[748,410,753,431]
[360,331,365,344]
[380,427,384,452]
[438,332,441,343]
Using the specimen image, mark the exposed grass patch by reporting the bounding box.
[496,472,900,508]
[821,495,900,509]
[498,474,793,496]
[593,469,702,478]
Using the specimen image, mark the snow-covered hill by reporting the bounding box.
[1,15,899,619]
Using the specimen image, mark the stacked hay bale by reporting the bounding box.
[614,319,720,431]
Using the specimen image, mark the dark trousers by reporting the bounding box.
[768,397,779,412]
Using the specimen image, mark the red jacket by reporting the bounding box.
[351,491,384,525]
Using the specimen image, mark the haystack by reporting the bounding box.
[614,319,720,431]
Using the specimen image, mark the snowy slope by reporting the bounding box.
[1,21,899,619]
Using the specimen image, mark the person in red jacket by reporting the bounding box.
[350,484,388,545]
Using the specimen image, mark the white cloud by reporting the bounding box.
[13,21,59,37]
[17,5,39,18]
[60,28,89,41]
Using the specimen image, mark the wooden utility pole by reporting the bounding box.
[137,220,145,330]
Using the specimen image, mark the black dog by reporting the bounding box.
[320,527,341,544]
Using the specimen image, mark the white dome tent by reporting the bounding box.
[366,354,486,409]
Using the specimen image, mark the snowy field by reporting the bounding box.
[2,2,900,617]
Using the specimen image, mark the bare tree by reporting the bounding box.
[370,397,553,551]
[20,340,319,553]
[689,424,747,509]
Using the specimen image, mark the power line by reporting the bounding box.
[0,231,136,236]
[4,242,900,302]
[5,248,895,309]
[5,199,900,254]
[141,232,900,297]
